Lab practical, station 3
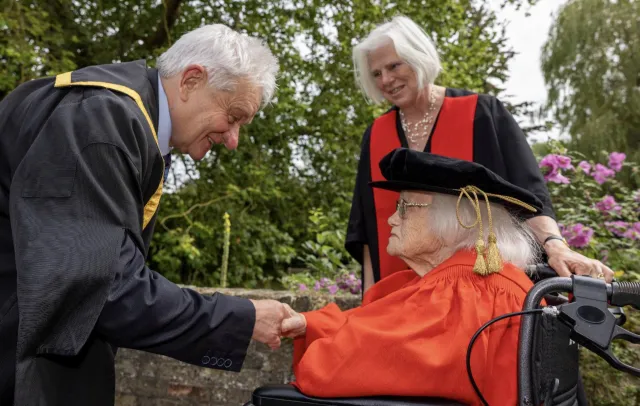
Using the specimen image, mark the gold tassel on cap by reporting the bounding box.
[456,188,488,275]
[486,233,502,274]
[456,186,537,276]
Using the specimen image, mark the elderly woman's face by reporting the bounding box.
[367,42,419,108]
[387,191,441,260]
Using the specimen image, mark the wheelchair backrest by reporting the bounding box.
[530,310,581,406]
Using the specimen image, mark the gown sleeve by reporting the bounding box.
[490,97,556,219]
[95,231,254,372]
[345,125,373,265]
[291,268,527,406]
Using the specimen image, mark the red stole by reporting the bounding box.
[369,94,478,280]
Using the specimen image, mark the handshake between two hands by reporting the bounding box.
[250,299,308,350]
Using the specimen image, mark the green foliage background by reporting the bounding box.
[2,0,638,402]
[0,0,540,288]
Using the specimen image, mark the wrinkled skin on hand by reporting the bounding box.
[546,240,615,282]
[280,303,307,339]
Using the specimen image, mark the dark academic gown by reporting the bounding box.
[346,89,555,283]
[292,250,534,405]
[0,60,255,405]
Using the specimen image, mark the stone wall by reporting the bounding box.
[114,286,640,406]
[114,287,361,406]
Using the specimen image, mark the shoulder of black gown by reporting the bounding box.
[444,87,477,98]
[474,92,556,219]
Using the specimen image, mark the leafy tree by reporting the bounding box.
[541,0,640,162]
[1,0,538,287]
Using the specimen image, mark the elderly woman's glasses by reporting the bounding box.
[396,198,431,219]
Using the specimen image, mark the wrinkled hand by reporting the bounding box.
[546,240,615,282]
[280,303,307,339]
[250,299,290,350]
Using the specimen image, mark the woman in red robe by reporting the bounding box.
[281,149,546,405]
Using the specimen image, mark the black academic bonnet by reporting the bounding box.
[369,148,543,218]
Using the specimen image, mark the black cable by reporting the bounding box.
[466,309,545,406]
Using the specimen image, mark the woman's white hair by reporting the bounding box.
[427,194,541,270]
[156,24,279,106]
[352,15,442,104]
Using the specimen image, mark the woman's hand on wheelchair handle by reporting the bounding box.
[545,239,615,282]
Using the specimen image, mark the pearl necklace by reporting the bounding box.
[399,87,438,145]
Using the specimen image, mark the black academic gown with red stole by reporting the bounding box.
[346,88,555,283]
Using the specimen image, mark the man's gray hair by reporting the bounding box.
[352,15,442,104]
[156,24,279,106]
[428,194,540,270]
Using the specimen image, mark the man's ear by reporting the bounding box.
[178,64,208,101]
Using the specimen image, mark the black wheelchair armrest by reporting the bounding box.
[251,384,467,406]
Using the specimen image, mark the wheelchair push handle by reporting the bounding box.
[554,276,640,378]
[611,281,640,310]
[519,273,640,405]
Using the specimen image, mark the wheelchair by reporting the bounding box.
[245,264,640,406]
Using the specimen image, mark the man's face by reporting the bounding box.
[168,65,261,161]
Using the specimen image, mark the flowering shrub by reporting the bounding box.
[538,143,640,280]
[282,269,362,296]
[280,208,362,295]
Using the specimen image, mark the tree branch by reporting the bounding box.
[146,0,183,50]
[160,193,234,231]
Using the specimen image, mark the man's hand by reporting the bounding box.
[280,303,307,339]
[545,239,615,282]
[250,299,289,350]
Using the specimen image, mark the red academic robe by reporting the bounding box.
[292,250,534,406]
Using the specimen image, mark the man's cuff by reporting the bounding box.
[197,294,255,373]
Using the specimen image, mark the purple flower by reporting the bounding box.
[319,277,331,288]
[592,164,615,184]
[556,155,573,170]
[349,280,362,295]
[298,283,308,292]
[546,171,570,184]
[608,152,626,172]
[595,195,622,213]
[328,285,339,295]
[563,223,594,248]
[313,281,322,291]
[539,154,573,183]
[622,222,640,240]
[540,154,573,170]
[605,221,629,237]
[578,161,591,174]
[539,154,559,172]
